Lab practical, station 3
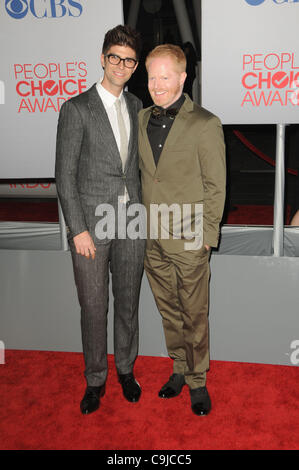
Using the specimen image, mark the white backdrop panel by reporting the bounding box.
[202,0,299,124]
[0,0,123,178]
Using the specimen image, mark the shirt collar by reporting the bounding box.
[164,93,185,111]
[96,81,124,108]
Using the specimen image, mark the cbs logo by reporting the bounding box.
[245,0,266,5]
[5,0,83,19]
[245,0,299,5]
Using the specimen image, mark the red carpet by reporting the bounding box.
[1,350,299,450]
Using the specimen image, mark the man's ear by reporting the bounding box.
[101,54,105,70]
[180,72,187,86]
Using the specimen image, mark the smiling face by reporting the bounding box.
[147,55,187,108]
[101,44,138,97]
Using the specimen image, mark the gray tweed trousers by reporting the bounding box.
[70,237,145,387]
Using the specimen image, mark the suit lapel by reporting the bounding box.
[139,108,156,175]
[123,92,136,173]
[160,95,194,154]
[139,95,194,175]
[87,84,122,171]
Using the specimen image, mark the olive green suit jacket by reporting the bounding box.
[138,94,226,252]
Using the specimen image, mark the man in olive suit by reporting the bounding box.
[138,44,226,416]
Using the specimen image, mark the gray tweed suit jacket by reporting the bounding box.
[55,83,143,244]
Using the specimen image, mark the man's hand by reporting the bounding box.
[73,231,96,259]
[204,245,210,251]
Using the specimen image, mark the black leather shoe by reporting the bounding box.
[118,373,141,402]
[80,385,105,415]
[190,386,211,416]
[158,373,185,398]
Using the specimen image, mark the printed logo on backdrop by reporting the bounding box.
[5,0,83,19]
[245,0,265,5]
[241,1,299,111]
[9,183,52,189]
[245,0,299,5]
[14,61,88,112]
[241,53,299,108]
[0,81,4,104]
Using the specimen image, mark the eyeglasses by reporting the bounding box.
[105,54,137,69]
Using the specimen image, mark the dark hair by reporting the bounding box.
[102,25,142,59]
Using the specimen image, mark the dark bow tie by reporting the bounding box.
[151,106,178,120]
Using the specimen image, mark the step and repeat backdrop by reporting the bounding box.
[0,0,123,184]
[2,1,299,195]
[202,0,299,124]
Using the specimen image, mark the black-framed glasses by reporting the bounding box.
[105,54,137,69]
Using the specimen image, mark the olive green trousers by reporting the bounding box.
[144,240,211,389]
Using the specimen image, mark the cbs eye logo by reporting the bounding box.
[245,0,265,4]
[5,0,28,19]
[245,0,299,4]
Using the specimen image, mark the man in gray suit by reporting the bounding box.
[55,25,145,415]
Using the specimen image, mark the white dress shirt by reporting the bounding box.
[96,82,130,156]
[96,82,130,203]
